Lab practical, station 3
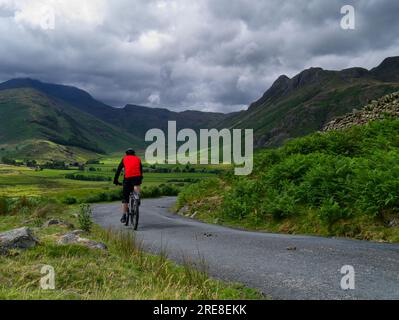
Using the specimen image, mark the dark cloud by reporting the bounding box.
[0,0,398,113]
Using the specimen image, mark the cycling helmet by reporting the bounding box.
[126,148,136,155]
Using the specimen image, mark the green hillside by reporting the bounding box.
[220,57,399,147]
[110,105,228,140]
[178,92,399,242]
[0,88,141,161]
[0,78,228,142]
[1,56,399,161]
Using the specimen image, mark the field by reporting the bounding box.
[0,157,260,300]
[0,155,217,202]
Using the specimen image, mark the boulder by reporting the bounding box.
[0,227,38,253]
[57,231,107,250]
[178,205,190,216]
[386,218,398,228]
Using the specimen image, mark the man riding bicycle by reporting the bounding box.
[113,148,143,224]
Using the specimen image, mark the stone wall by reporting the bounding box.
[323,92,399,132]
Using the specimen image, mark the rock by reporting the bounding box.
[190,211,198,219]
[42,219,74,229]
[386,219,398,228]
[69,230,86,236]
[286,246,297,251]
[0,247,8,256]
[323,91,399,132]
[178,205,190,216]
[0,227,38,252]
[57,231,107,250]
[203,232,216,238]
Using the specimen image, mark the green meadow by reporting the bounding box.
[0,156,217,202]
[0,164,212,199]
[0,157,261,300]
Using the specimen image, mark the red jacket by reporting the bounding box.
[123,155,142,178]
[114,155,143,181]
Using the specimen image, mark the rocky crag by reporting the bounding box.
[323,92,399,131]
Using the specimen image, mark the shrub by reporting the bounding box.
[222,179,260,221]
[318,198,351,226]
[178,119,399,238]
[78,204,93,233]
[63,197,78,205]
[65,174,111,182]
[0,197,63,217]
[84,193,110,204]
[159,184,180,196]
[177,178,221,209]
[1,156,16,165]
[0,197,10,215]
[142,186,161,198]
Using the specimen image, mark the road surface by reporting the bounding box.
[93,197,399,300]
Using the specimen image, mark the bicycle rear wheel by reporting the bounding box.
[132,201,139,230]
[126,195,133,227]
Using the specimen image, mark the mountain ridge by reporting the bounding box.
[0,78,230,140]
[1,56,399,160]
[220,56,399,147]
[0,87,141,161]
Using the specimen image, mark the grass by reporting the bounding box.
[0,159,216,203]
[0,159,254,299]
[0,200,261,300]
[0,155,254,300]
[177,119,399,243]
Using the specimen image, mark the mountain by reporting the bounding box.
[0,78,229,142]
[1,56,399,161]
[370,56,399,82]
[107,105,228,139]
[219,56,399,147]
[0,79,230,161]
[0,78,111,118]
[0,88,141,161]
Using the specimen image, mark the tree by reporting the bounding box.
[1,156,16,165]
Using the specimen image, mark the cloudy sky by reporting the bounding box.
[0,0,398,112]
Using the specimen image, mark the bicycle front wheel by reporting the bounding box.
[132,202,139,231]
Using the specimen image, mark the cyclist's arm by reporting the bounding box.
[113,161,124,184]
[140,162,143,179]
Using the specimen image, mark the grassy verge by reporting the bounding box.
[0,199,261,300]
[177,120,399,243]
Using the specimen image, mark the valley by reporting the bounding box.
[1,56,399,163]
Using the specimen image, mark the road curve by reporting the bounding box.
[93,197,399,300]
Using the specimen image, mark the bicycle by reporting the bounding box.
[127,191,140,230]
[117,183,140,230]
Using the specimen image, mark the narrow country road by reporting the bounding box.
[93,197,399,300]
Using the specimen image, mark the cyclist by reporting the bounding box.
[113,148,143,224]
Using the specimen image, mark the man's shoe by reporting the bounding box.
[120,214,127,224]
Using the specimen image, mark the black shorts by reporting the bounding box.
[122,177,142,203]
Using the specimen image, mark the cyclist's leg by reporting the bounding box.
[133,176,142,205]
[121,179,132,223]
